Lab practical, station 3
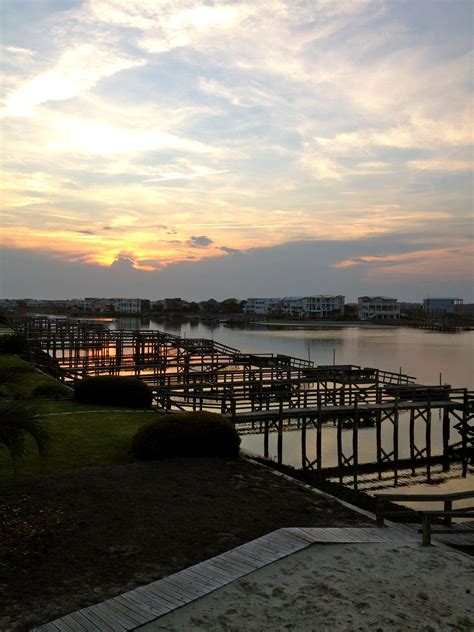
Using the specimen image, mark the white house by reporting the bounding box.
[112,298,150,314]
[243,298,281,316]
[302,295,345,318]
[244,295,345,318]
[358,296,400,320]
[423,298,463,315]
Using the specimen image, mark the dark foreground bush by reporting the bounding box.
[0,335,30,355]
[133,412,241,460]
[74,376,153,408]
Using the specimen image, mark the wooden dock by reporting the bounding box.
[8,316,474,483]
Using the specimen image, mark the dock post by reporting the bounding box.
[316,394,322,474]
[442,408,450,471]
[409,409,416,475]
[301,416,307,469]
[426,396,432,481]
[422,514,432,546]
[277,401,283,464]
[353,399,359,490]
[263,418,269,459]
[337,417,343,485]
[393,395,399,486]
[444,500,453,526]
[462,389,468,477]
[376,410,382,480]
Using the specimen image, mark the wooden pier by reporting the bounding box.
[8,316,474,485]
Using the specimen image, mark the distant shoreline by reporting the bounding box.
[255,319,380,328]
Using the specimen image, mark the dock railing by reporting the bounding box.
[374,490,474,546]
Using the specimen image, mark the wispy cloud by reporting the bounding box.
[144,169,230,183]
[1,44,145,117]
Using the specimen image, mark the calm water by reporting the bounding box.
[108,317,474,498]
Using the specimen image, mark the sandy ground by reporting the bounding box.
[140,543,474,632]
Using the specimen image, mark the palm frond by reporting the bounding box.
[0,402,51,468]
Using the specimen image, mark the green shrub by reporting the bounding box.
[74,376,153,408]
[132,411,241,460]
[0,358,33,384]
[33,381,71,399]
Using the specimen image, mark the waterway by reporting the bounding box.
[102,317,474,501]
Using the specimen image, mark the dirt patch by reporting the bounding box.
[0,457,371,631]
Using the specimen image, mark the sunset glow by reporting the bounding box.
[1,0,472,299]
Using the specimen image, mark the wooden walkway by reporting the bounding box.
[427,521,474,547]
[34,527,418,632]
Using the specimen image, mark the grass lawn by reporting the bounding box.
[0,354,158,482]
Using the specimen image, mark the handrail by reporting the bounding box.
[374,490,474,533]
[375,490,474,502]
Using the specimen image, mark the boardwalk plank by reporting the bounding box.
[88,602,136,630]
[125,587,175,613]
[199,558,244,579]
[156,575,213,599]
[55,618,89,632]
[196,560,240,583]
[35,623,67,632]
[115,591,173,618]
[260,530,313,551]
[209,553,259,575]
[109,596,157,624]
[219,550,262,570]
[144,580,192,605]
[177,567,226,590]
[67,610,105,631]
[79,607,118,631]
[50,617,87,632]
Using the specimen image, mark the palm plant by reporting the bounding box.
[0,402,51,473]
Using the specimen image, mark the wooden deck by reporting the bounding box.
[34,526,418,632]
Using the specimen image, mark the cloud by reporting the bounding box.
[188,235,214,248]
[406,159,472,172]
[220,246,242,255]
[144,169,230,183]
[300,152,345,181]
[2,44,146,117]
[110,254,136,268]
[1,0,471,296]
[332,246,473,281]
[3,235,473,302]
[137,258,163,271]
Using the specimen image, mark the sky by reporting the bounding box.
[1,0,473,301]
